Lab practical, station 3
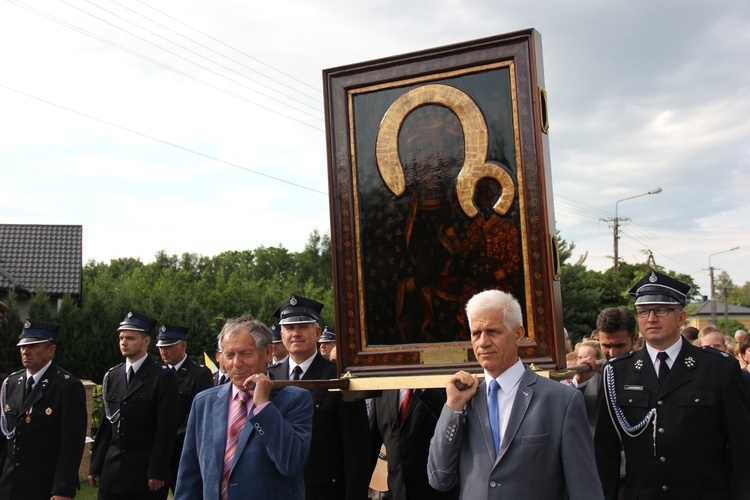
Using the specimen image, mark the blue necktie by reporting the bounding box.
[488,379,500,457]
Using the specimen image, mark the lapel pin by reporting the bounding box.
[684,357,696,369]
[634,359,644,372]
[45,408,52,415]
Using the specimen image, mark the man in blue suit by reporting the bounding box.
[175,316,313,500]
[428,290,603,500]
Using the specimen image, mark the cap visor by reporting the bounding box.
[279,316,317,325]
[156,339,182,347]
[16,338,51,347]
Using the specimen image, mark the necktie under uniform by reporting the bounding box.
[127,367,135,387]
[488,379,501,457]
[291,365,303,381]
[657,351,671,385]
[24,376,34,402]
[221,390,249,500]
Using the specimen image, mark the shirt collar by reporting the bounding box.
[171,355,188,371]
[126,353,149,374]
[26,360,52,383]
[646,336,683,366]
[485,358,525,395]
[289,353,317,378]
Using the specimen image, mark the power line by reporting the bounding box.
[86,0,322,113]
[6,1,323,130]
[554,194,611,218]
[55,0,323,121]
[0,83,329,196]
[134,0,323,99]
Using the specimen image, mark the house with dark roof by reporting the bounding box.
[686,299,750,331]
[0,224,82,319]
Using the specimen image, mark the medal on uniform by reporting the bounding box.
[25,416,30,423]
[45,408,52,415]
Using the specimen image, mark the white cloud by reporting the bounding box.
[1,0,748,297]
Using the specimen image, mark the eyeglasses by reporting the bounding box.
[636,307,681,319]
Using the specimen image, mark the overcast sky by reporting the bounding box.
[1,0,748,297]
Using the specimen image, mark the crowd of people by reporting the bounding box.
[1,270,749,500]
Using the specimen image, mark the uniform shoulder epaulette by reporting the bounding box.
[607,350,636,364]
[7,368,24,378]
[107,363,125,374]
[700,346,734,361]
[51,365,79,381]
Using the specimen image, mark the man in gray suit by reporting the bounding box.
[428,290,603,500]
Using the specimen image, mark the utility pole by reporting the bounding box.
[708,247,739,326]
[604,188,662,272]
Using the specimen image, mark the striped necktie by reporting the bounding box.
[399,389,413,422]
[221,390,249,500]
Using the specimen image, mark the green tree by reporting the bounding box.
[730,281,750,307]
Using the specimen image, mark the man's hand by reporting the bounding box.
[147,478,165,491]
[575,355,598,384]
[244,372,272,405]
[87,475,99,487]
[445,371,478,411]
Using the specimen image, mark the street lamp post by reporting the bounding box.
[708,246,739,326]
[611,188,662,271]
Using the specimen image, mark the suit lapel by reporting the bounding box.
[302,354,325,380]
[23,376,46,412]
[213,383,232,471]
[124,360,148,400]
[386,391,400,427]
[21,365,56,413]
[497,368,534,463]
[659,342,693,397]
[274,360,291,380]
[633,349,661,396]
[469,379,496,462]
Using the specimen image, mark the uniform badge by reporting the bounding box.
[684,357,696,369]
[23,320,31,329]
[649,271,658,283]
[4,404,9,412]
[634,359,644,372]
[624,385,644,391]
[45,408,52,415]
[290,295,298,306]
[127,311,134,317]
[25,416,31,424]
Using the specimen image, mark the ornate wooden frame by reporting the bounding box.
[324,29,564,377]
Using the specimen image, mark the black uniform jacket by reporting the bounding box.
[170,357,213,484]
[0,363,87,500]
[268,353,371,500]
[369,389,459,500]
[90,356,179,494]
[595,341,750,500]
